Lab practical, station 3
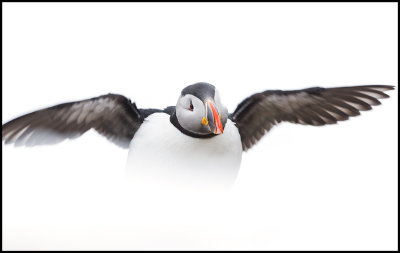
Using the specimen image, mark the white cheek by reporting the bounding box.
[177,96,189,109]
[192,99,204,113]
[214,90,221,102]
[176,95,204,131]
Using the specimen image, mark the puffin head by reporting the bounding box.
[173,82,228,137]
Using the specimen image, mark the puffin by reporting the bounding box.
[2,82,394,187]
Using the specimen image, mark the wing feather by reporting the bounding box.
[2,94,144,148]
[231,85,394,151]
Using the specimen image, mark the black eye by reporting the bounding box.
[189,101,194,111]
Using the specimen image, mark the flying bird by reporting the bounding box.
[2,82,394,187]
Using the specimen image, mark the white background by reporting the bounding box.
[2,2,398,250]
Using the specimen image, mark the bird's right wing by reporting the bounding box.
[2,94,144,148]
[230,85,394,151]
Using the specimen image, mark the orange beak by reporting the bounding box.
[207,101,223,135]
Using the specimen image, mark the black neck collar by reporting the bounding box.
[170,112,215,139]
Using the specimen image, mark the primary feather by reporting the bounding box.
[230,85,394,151]
[2,94,143,148]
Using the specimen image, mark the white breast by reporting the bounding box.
[125,113,242,189]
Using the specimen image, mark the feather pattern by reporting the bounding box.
[231,85,394,151]
[2,94,144,148]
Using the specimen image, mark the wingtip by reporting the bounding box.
[385,85,395,90]
[375,85,395,91]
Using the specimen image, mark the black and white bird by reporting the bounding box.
[2,82,394,187]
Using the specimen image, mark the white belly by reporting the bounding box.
[125,113,242,189]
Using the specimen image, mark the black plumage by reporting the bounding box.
[230,85,394,150]
[2,94,143,148]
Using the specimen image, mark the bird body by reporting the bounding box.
[126,112,242,188]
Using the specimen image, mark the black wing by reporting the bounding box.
[2,93,144,148]
[230,85,394,151]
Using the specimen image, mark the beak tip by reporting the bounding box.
[215,128,223,135]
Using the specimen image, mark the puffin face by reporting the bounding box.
[175,82,228,136]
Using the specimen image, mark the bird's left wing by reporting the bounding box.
[2,94,144,148]
[230,85,394,151]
